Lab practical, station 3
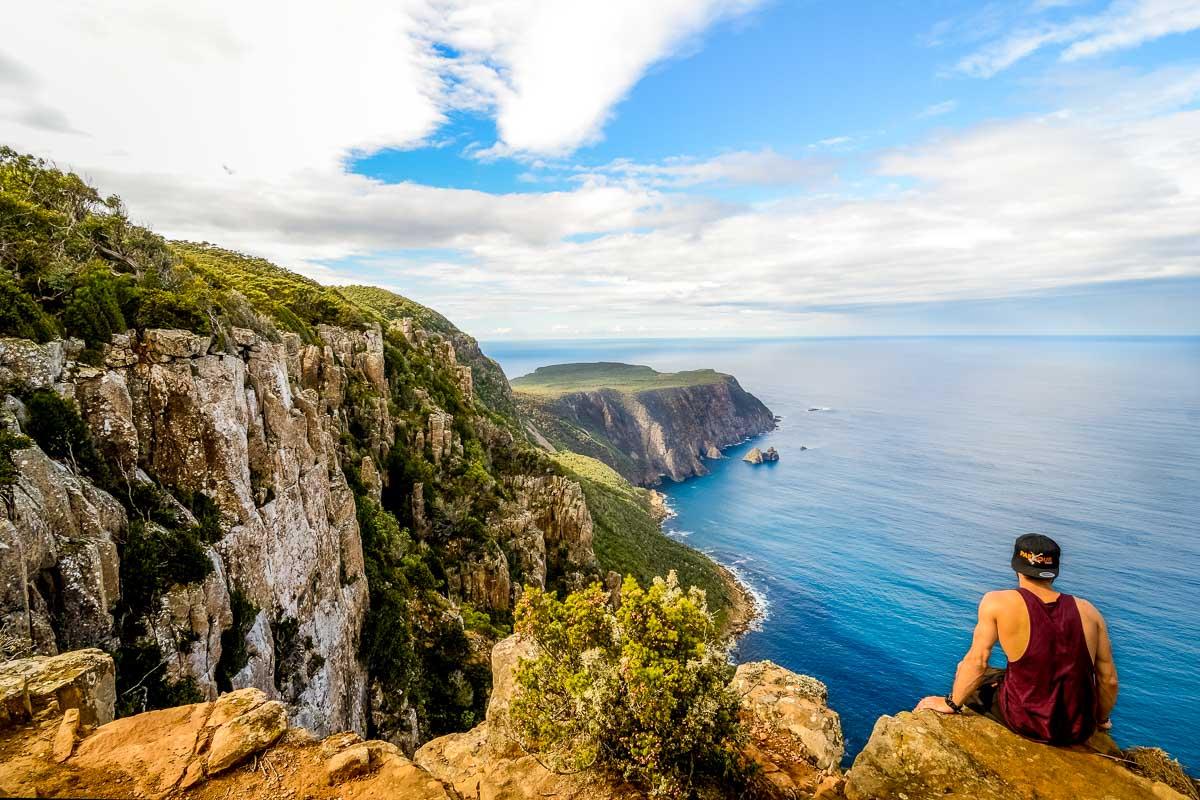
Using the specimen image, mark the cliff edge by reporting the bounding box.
[3,646,1194,800]
[514,363,776,486]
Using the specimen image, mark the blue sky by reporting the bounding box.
[4,0,1200,338]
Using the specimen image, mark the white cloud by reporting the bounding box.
[426,0,763,155]
[0,1,444,180]
[957,0,1200,78]
[360,72,1200,337]
[0,0,747,275]
[566,149,831,189]
[2,3,1198,339]
[917,100,958,118]
[1,0,761,172]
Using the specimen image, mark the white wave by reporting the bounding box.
[668,528,694,538]
[722,559,771,632]
[659,494,679,520]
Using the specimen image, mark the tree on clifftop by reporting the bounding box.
[508,573,747,799]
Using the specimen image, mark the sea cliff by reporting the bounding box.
[514,363,777,486]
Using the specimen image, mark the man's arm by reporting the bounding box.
[1087,601,1119,725]
[916,593,1000,714]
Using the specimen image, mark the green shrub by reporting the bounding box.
[61,266,130,351]
[174,488,224,543]
[215,588,258,692]
[357,495,418,689]
[0,429,31,486]
[460,603,510,639]
[22,388,106,479]
[133,286,210,333]
[119,519,213,615]
[114,642,204,717]
[0,271,57,342]
[509,574,746,799]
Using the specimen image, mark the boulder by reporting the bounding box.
[0,338,68,388]
[734,661,845,797]
[0,648,115,729]
[206,697,288,774]
[142,329,212,360]
[734,661,844,770]
[0,677,453,799]
[844,710,1194,800]
[326,743,371,784]
[705,444,723,459]
[51,707,80,762]
[745,446,780,464]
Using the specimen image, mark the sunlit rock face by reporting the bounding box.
[1,326,379,736]
[524,376,777,486]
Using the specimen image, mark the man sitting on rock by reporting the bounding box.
[915,533,1120,746]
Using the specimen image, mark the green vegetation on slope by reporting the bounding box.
[339,284,459,336]
[511,578,746,799]
[551,451,735,630]
[511,362,726,397]
[340,284,518,423]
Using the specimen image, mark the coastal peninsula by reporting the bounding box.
[513,362,777,485]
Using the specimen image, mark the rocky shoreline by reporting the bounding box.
[648,488,761,641]
[716,561,760,642]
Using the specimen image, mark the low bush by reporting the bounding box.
[509,573,746,799]
[22,388,107,480]
[119,519,213,615]
[114,643,204,718]
[0,429,30,487]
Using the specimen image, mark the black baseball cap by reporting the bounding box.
[1011,533,1060,580]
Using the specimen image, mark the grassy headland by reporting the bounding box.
[512,362,726,397]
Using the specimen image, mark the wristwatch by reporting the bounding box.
[944,694,963,714]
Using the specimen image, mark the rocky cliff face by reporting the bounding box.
[0,316,601,744]
[520,376,777,486]
[2,327,375,735]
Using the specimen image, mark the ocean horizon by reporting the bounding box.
[485,335,1200,771]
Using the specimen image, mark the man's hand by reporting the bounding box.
[1098,718,1113,731]
[914,695,956,714]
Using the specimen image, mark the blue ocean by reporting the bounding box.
[485,337,1200,771]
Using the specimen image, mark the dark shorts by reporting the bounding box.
[965,667,1008,725]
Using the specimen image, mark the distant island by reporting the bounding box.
[513,362,777,486]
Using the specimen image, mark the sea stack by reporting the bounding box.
[705,445,723,459]
[743,446,780,464]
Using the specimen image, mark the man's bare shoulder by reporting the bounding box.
[979,589,1022,613]
[1074,596,1106,625]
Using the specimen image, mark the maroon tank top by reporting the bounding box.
[999,588,1097,745]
